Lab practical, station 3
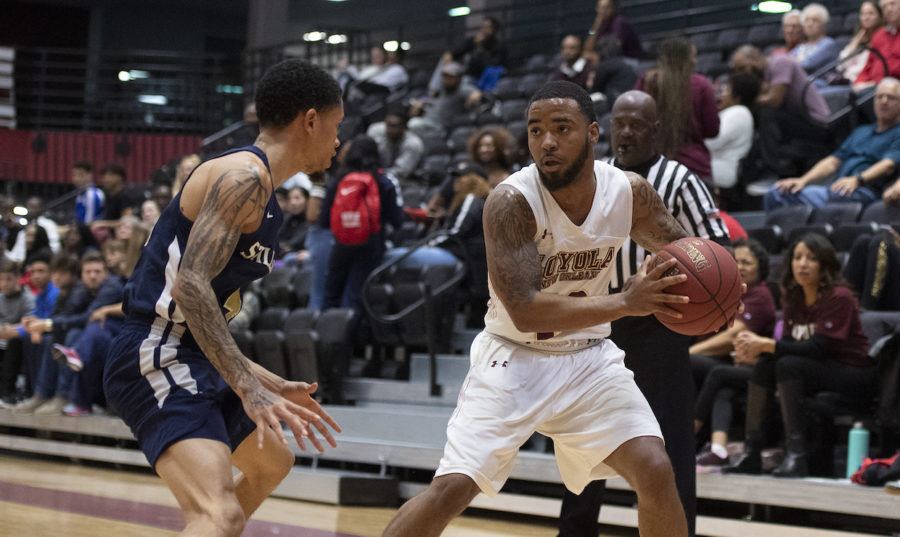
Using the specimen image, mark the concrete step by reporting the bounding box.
[274,466,397,506]
[343,377,462,408]
[326,405,451,445]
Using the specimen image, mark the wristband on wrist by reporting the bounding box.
[856,175,864,186]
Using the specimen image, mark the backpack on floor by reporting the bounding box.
[330,171,381,245]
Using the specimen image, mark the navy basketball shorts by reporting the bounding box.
[103,317,256,469]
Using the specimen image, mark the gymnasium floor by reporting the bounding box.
[0,454,631,537]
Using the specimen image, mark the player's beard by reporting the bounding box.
[538,136,591,191]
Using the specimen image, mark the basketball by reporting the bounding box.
[652,237,742,336]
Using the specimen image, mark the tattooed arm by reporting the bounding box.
[627,171,689,253]
[172,158,338,451]
[483,184,688,333]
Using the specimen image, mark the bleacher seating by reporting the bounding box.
[254,306,290,378]
[284,308,320,383]
[807,310,900,476]
[861,200,900,224]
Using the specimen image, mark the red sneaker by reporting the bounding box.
[52,344,83,372]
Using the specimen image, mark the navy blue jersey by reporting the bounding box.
[122,146,282,329]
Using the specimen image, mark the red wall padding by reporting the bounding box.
[0,130,202,184]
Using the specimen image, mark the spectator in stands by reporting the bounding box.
[732,45,831,178]
[387,165,491,325]
[14,255,81,414]
[20,224,52,283]
[792,4,839,76]
[320,135,404,311]
[151,183,173,211]
[140,198,162,231]
[424,161,486,221]
[0,261,34,405]
[726,234,874,478]
[836,1,884,85]
[844,226,900,310]
[278,186,309,258]
[410,62,480,135]
[102,239,127,277]
[584,0,642,60]
[637,37,720,182]
[61,222,99,260]
[553,35,595,89]
[20,252,115,415]
[691,239,776,468]
[49,250,125,416]
[448,16,508,87]
[350,46,409,95]
[588,36,639,105]
[6,252,57,411]
[855,0,900,89]
[72,160,104,224]
[705,72,760,193]
[764,77,900,210]
[115,216,149,279]
[8,197,61,259]
[170,153,200,195]
[367,105,425,185]
[467,126,514,188]
[771,10,804,56]
[304,180,333,311]
[0,196,15,250]
[98,163,135,221]
[10,222,51,268]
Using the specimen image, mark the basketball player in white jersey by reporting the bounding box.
[380,80,696,537]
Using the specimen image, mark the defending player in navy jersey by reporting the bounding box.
[380,81,699,537]
[103,60,342,537]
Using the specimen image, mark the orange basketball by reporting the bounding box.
[652,237,741,336]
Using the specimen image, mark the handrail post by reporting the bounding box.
[423,282,442,397]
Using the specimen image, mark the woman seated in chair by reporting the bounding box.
[725,233,875,477]
[691,238,777,468]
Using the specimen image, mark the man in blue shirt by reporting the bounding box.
[765,77,900,210]
[3,252,59,411]
[73,161,105,224]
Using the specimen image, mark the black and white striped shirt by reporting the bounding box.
[607,156,730,293]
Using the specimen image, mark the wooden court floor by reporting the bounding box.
[0,454,634,536]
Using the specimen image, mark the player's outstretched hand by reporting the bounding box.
[239,380,338,453]
[622,256,689,318]
[280,381,342,452]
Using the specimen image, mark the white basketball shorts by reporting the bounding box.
[435,331,662,496]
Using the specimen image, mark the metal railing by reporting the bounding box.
[361,234,468,397]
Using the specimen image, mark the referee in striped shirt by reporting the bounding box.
[558,91,730,537]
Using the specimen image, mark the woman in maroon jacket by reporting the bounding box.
[725,233,874,478]
[636,37,719,182]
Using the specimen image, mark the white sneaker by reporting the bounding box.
[34,396,68,415]
[13,395,47,413]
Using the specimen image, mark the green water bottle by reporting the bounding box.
[846,422,869,478]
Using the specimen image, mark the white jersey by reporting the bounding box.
[484,161,632,350]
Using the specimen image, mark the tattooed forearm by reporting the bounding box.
[173,167,272,395]
[483,185,540,308]
[627,171,687,253]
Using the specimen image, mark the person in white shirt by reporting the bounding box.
[8,196,61,262]
[705,72,761,192]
